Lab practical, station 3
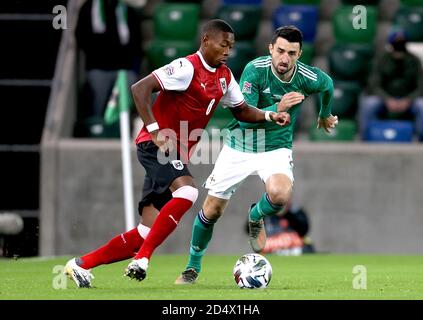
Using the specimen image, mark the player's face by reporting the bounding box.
[203,31,235,67]
[269,37,302,76]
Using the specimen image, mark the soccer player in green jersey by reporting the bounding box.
[175,26,338,284]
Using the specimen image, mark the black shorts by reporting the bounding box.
[137,141,191,214]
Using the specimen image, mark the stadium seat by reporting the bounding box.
[272,5,319,43]
[328,43,373,83]
[333,5,377,44]
[299,42,314,65]
[330,80,361,119]
[147,40,197,71]
[216,5,262,40]
[309,119,357,142]
[364,120,414,143]
[227,41,257,80]
[400,0,423,6]
[341,0,380,5]
[154,3,200,41]
[223,0,262,5]
[393,6,423,42]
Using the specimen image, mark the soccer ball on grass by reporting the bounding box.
[233,253,272,289]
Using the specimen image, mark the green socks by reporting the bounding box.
[186,209,217,273]
[249,193,284,222]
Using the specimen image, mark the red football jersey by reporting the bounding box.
[135,51,244,161]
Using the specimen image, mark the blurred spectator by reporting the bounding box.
[75,0,142,119]
[359,28,423,141]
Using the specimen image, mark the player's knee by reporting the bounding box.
[203,196,228,220]
[203,204,224,220]
[172,185,199,204]
[267,187,291,206]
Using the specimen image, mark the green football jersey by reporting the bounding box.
[225,56,334,152]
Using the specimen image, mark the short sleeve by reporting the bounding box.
[152,58,194,91]
[220,71,245,108]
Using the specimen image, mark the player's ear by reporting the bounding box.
[268,43,273,55]
[297,49,302,59]
[202,34,210,48]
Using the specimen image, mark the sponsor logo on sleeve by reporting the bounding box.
[242,81,252,94]
[163,65,175,76]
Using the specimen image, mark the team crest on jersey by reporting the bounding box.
[219,78,227,94]
[163,65,175,76]
[171,160,184,171]
[242,81,252,94]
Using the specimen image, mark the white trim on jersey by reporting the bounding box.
[298,64,317,81]
[152,58,194,91]
[196,51,216,73]
[271,64,298,84]
[220,70,245,108]
[252,57,271,68]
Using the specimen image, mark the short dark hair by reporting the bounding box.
[202,19,234,36]
[271,26,303,49]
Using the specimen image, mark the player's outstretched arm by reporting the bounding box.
[230,103,291,126]
[317,114,339,133]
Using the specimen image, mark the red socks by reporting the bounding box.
[79,227,144,269]
[134,197,193,260]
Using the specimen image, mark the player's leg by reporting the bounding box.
[125,141,199,281]
[175,195,229,284]
[64,203,158,288]
[175,145,253,284]
[248,148,294,253]
[126,176,198,281]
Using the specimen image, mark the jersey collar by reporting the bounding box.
[196,51,216,73]
[271,63,297,84]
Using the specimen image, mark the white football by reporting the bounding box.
[233,253,272,289]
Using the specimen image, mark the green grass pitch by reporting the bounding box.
[1,254,422,300]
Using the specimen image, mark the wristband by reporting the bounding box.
[146,122,159,133]
[264,111,272,122]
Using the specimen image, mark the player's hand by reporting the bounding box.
[271,112,291,126]
[150,131,173,154]
[317,114,339,133]
[277,92,305,112]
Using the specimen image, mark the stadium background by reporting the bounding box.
[1,0,422,258]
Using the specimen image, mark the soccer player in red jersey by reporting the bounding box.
[65,19,290,287]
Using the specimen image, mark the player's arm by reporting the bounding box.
[231,102,290,126]
[223,69,290,126]
[131,58,194,149]
[131,74,165,147]
[315,70,338,133]
[131,74,161,132]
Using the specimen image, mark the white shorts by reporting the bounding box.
[204,145,294,200]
